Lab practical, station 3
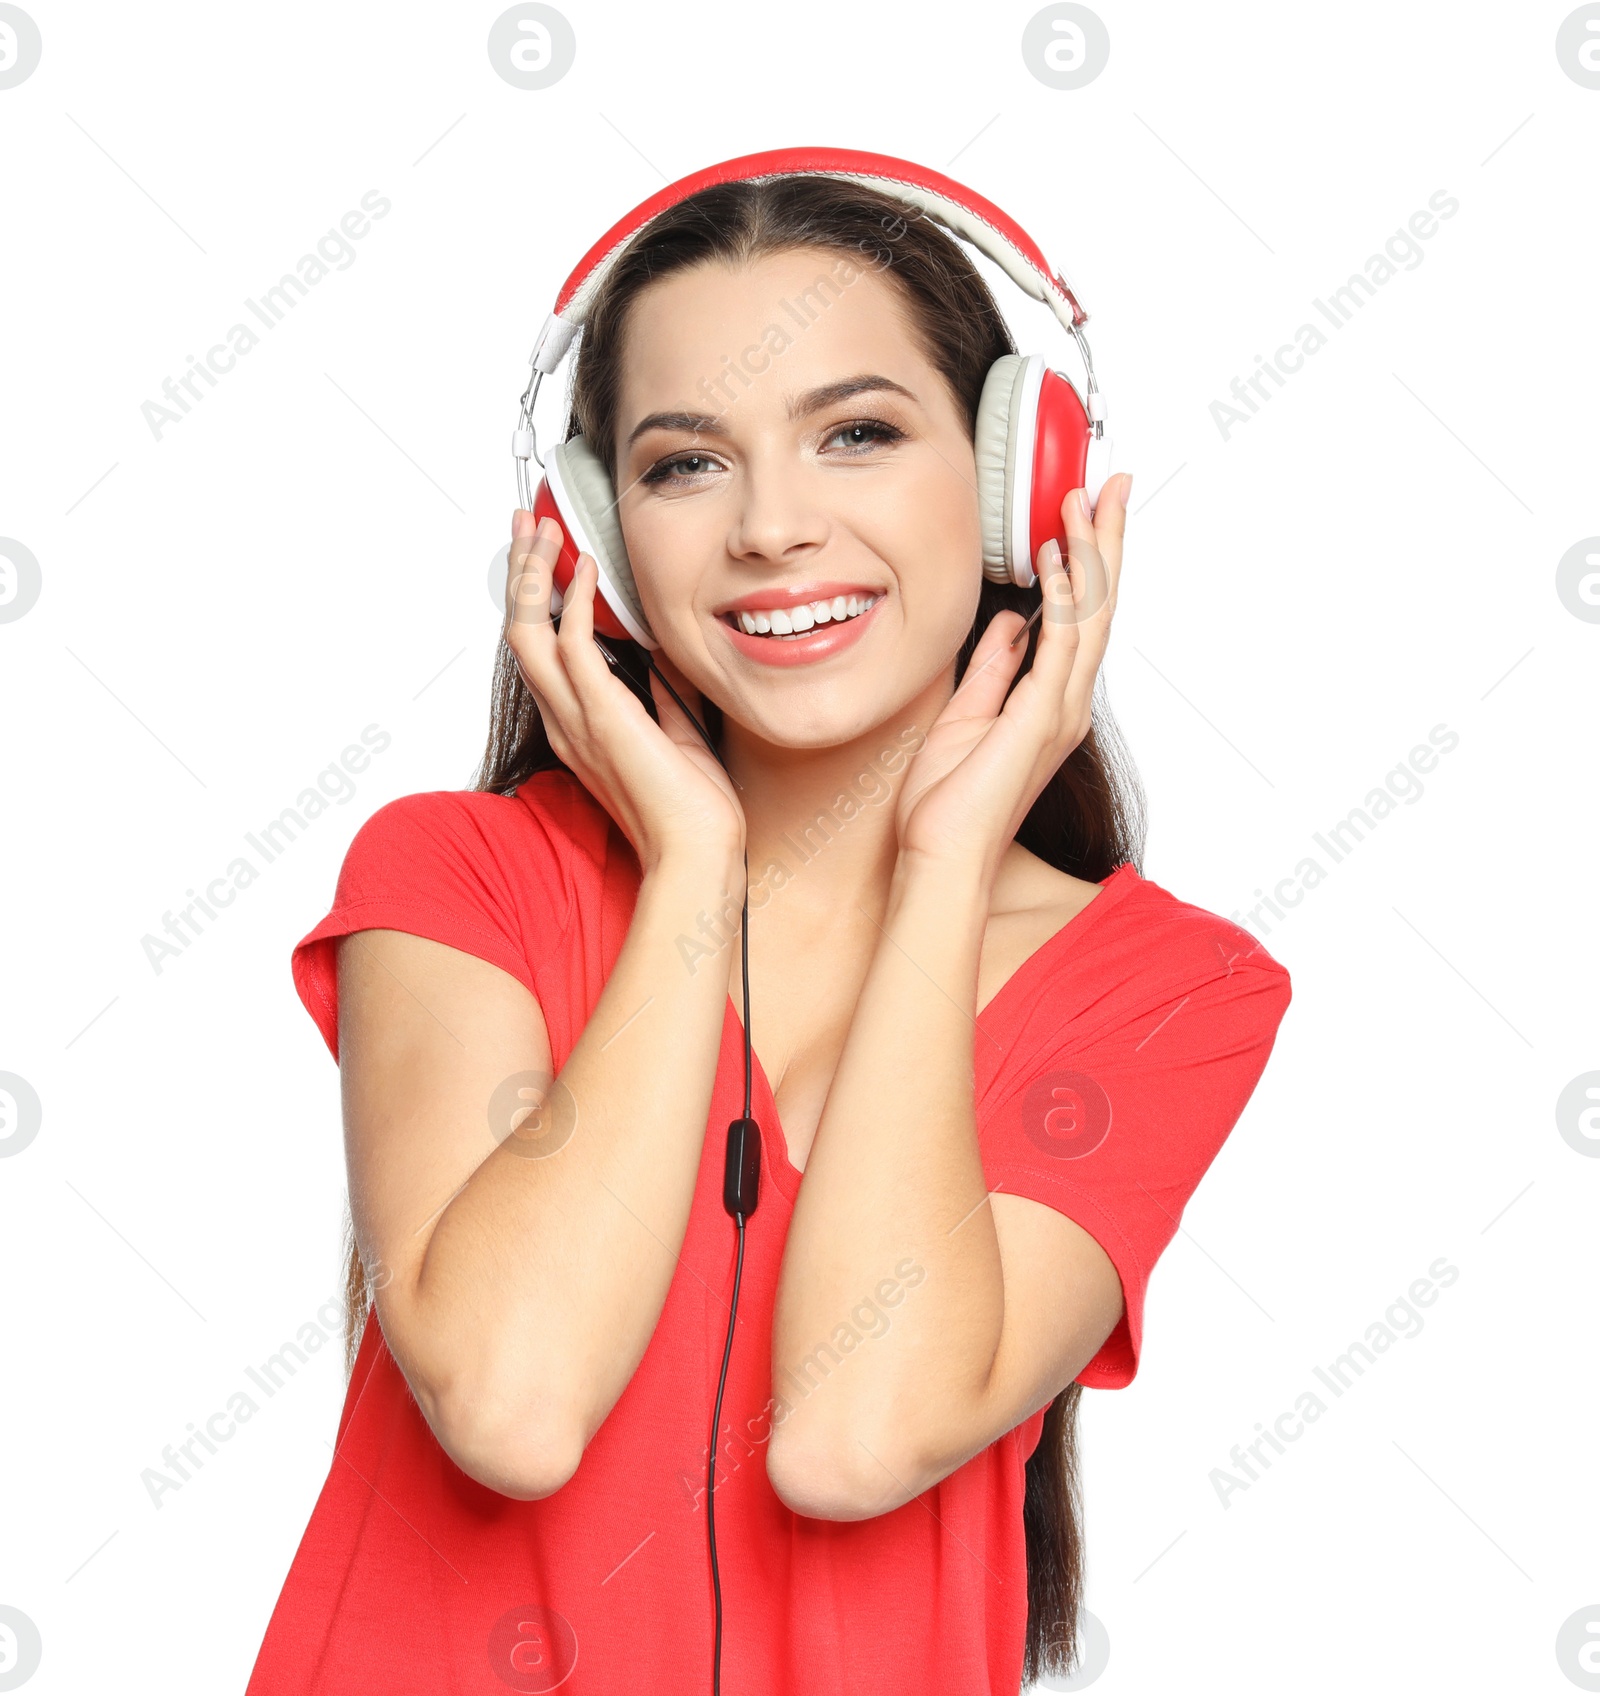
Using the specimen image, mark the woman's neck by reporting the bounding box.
[717,670,953,932]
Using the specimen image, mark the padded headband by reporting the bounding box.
[523,145,1093,379]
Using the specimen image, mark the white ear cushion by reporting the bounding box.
[974,356,1024,585]
[1005,355,1046,589]
[548,436,654,643]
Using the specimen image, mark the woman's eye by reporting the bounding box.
[824,420,904,453]
[642,451,720,485]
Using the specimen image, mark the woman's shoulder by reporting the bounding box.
[1002,841,1290,990]
[326,771,615,939]
[316,770,613,942]
[357,769,609,859]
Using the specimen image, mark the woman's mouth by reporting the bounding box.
[728,592,880,639]
[716,592,884,667]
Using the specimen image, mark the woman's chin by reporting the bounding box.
[722,694,913,756]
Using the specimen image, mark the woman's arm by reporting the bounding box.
[339,838,744,1501]
[335,509,745,1499]
[765,849,1123,1521]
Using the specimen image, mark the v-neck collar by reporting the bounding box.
[729,862,1142,1206]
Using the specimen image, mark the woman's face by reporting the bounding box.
[612,246,984,750]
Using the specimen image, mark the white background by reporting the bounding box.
[1,1,1596,1692]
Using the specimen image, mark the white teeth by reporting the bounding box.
[729,594,879,639]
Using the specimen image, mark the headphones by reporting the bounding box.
[512,145,1111,648]
[508,147,1110,1694]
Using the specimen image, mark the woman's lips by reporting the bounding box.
[717,596,883,667]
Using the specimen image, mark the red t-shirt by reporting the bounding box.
[247,769,1291,1695]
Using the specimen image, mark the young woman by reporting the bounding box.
[247,169,1292,1695]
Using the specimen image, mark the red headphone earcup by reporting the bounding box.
[1026,368,1093,586]
[977,356,1094,588]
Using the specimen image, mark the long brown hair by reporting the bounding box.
[342,173,1146,1684]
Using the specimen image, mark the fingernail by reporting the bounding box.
[1120,473,1134,506]
[1077,489,1092,522]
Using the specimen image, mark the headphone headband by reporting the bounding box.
[524,145,1091,379]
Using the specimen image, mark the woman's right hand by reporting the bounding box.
[505,510,746,874]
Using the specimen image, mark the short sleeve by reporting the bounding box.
[980,952,1292,1389]
[289,789,573,1062]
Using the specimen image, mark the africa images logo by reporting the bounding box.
[1020,1069,1112,1160]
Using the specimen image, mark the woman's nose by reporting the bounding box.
[726,456,828,563]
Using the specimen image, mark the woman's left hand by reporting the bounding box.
[893,475,1132,878]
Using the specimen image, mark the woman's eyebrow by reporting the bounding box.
[625,409,720,450]
[785,374,918,419]
[624,374,918,451]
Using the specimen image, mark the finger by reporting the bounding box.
[505,512,577,718]
[555,550,627,705]
[1030,501,1111,721]
[951,606,1030,718]
[505,510,555,628]
[1016,534,1078,696]
[504,514,579,761]
[1058,487,1111,626]
[1089,472,1131,602]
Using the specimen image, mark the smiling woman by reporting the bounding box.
[245,154,1292,1696]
